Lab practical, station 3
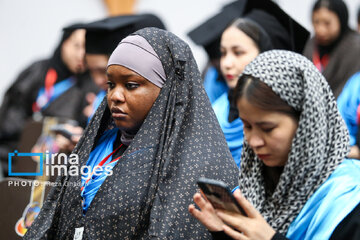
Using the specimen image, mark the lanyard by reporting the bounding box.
[313,50,329,72]
[32,68,57,112]
[81,144,123,190]
[44,68,57,98]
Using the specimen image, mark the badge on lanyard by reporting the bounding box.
[73,227,84,240]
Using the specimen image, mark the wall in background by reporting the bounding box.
[0,0,107,104]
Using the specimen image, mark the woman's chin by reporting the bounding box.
[114,123,140,134]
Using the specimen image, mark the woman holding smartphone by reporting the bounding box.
[189,50,360,239]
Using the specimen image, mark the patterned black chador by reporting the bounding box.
[24,28,239,239]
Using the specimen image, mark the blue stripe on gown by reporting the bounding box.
[337,72,360,146]
[87,90,106,124]
[212,92,243,167]
[286,159,360,239]
[81,128,118,214]
[203,66,228,104]
[35,77,75,111]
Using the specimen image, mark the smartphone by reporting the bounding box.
[197,177,246,216]
[50,124,74,141]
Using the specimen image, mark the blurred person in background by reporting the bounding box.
[193,0,309,167]
[188,0,247,104]
[303,0,360,98]
[0,23,98,176]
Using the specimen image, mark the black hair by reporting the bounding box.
[312,0,349,34]
[234,74,300,120]
[228,18,273,52]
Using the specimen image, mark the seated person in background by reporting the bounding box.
[189,50,360,239]
[0,23,98,176]
[303,0,360,98]
[24,27,239,239]
[337,71,360,159]
[212,0,309,167]
[187,0,246,103]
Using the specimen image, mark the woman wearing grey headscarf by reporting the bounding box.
[24,28,239,239]
[190,50,360,239]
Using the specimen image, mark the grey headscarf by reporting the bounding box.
[239,50,349,233]
[107,35,166,88]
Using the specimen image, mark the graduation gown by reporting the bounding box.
[212,92,243,167]
[24,28,239,239]
[337,71,360,146]
[0,58,98,175]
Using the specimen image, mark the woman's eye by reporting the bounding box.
[234,51,244,56]
[262,127,274,133]
[244,124,251,130]
[107,81,115,89]
[125,83,140,90]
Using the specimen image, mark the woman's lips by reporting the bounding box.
[257,154,271,160]
[225,74,235,80]
[111,107,127,119]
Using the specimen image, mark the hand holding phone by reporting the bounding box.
[197,177,246,216]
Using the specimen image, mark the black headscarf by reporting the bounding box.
[312,0,350,56]
[24,28,239,239]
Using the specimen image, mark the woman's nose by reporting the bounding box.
[110,87,125,103]
[248,133,265,149]
[222,54,234,69]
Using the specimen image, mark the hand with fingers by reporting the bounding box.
[188,190,225,232]
[215,189,276,240]
[189,189,277,240]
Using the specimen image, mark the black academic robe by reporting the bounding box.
[0,59,98,176]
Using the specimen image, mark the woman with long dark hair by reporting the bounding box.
[303,0,360,98]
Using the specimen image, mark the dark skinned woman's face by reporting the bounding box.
[106,65,161,133]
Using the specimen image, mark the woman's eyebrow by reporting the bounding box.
[256,121,276,127]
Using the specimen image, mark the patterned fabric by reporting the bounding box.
[80,128,119,214]
[24,27,239,239]
[239,50,349,233]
